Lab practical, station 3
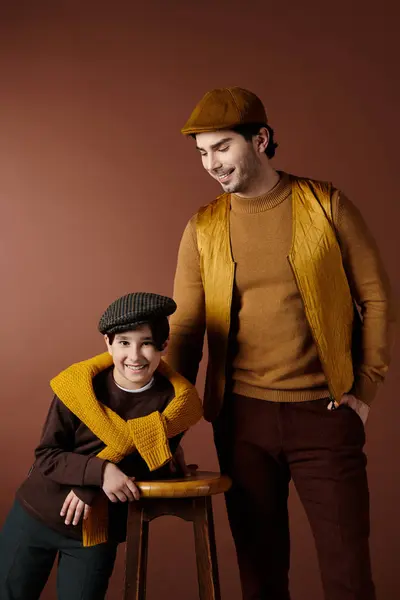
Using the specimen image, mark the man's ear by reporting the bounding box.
[254,126,269,154]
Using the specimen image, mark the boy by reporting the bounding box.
[0,292,203,600]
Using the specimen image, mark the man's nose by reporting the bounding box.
[206,152,222,172]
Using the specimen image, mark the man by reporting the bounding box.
[166,87,396,600]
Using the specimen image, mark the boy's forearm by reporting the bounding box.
[35,448,106,487]
[72,484,102,506]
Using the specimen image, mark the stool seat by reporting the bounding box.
[135,470,231,498]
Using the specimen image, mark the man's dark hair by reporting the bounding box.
[106,317,169,350]
[232,123,278,159]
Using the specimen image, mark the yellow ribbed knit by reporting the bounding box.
[50,352,203,546]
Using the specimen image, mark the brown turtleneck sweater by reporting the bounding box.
[167,172,395,405]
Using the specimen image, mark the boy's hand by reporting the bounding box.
[102,462,140,503]
[60,490,91,526]
[169,445,198,477]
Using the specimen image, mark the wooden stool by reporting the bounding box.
[124,471,231,600]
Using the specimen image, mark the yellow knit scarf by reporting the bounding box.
[50,352,203,546]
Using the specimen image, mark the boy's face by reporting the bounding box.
[104,324,165,391]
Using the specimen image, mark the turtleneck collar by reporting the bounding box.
[230,172,291,214]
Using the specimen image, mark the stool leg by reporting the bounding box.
[124,503,149,600]
[193,496,221,600]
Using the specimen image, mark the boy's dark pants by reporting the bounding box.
[0,500,118,600]
[213,394,375,600]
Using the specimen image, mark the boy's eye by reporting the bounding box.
[119,340,129,346]
[219,146,229,152]
[142,341,154,347]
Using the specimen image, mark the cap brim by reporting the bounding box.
[181,121,240,136]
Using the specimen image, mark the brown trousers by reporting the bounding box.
[213,394,375,600]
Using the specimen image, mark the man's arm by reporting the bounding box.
[334,191,396,405]
[167,215,206,383]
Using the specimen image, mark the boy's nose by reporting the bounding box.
[128,346,141,363]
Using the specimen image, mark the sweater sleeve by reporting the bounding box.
[167,215,206,384]
[333,191,396,404]
[72,487,102,507]
[34,395,106,487]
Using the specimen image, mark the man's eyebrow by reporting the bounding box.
[196,137,233,152]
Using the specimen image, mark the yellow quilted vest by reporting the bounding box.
[196,176,355,421]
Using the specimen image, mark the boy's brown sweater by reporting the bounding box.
[16,368,181,541]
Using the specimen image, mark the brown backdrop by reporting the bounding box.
[1,1,399,599]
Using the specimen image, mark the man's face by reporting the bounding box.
[105,325,165,390]
[195,130,264,195]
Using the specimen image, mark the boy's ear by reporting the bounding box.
[161,337,169,355]
[104,334,113,356]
